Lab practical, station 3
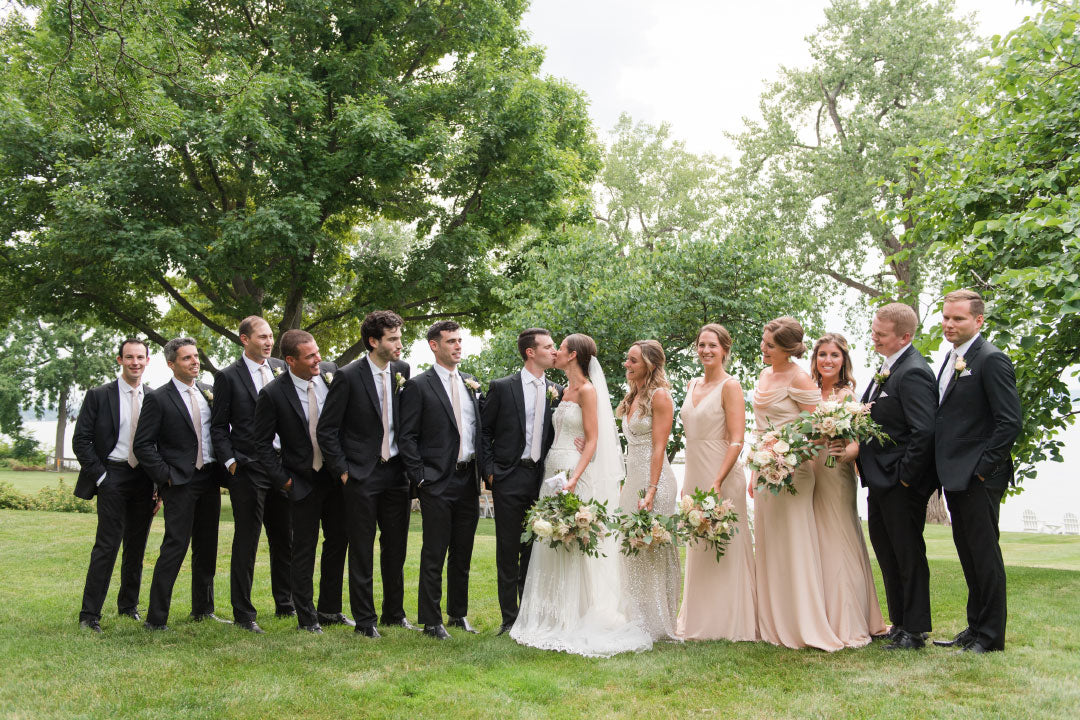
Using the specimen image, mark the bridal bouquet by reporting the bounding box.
[674,488,739,561]
[521,476,611,557]
[611,503,681,557]
[801,399,892,467]
[745,422,817,496]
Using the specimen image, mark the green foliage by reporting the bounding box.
[0,0,600,367]
[0,479,93,512]
[898,1,1080,484]
[0,481,33,510]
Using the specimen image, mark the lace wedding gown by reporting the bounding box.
[511,399,653,657]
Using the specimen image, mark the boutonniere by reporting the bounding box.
[395,374,407,391]
[272,365,283,377]
[953,356,967,373]
[464,377,481,395]
[546,385,559,404]
[872,367,890,386]
[201,387,214,404]
[323,371,334,385]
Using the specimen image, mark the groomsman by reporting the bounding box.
[399,320,485,639]
[211,316,294,632]
[134,338,224,630]
[480,328,562,635]
[857,303,938,650]
[318,311,414,638]
[73,338,157,632]
[932,290,1021,653]
[252,329,350,633]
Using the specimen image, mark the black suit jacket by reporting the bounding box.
[133,379,217,488]
[480,371,562,479]
[856,345,938,494]
[317,356,410,481]
[934,336,1022,492]
[210,355,287,477]
[252,363,337,501]
[72,380,132,500]
[398,367,485,492]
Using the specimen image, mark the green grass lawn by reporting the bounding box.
[1,505,1078,719]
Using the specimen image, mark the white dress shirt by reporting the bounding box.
[520,368,544,460]
[869,343,911,396]
[939,333,980,401]
[225,355,280,469]
[368,357,398,458]
[172,376,215,464]
[289,370,328,421]
[433,363,477,461]
[98,379,144,484]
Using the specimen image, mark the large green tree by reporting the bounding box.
[899,0,1079,486]
[0,0,599,369]
[728,0,979,310]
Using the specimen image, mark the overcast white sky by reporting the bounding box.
[521,0,1035,158]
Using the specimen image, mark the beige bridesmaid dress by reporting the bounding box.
[813,439,887,646]
[752,385,843,651]
[675,377,758,641]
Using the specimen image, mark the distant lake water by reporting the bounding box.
[25,417,1078,533]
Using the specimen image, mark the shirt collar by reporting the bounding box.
[952,333,980,358]
[521,367,543,385]
[289,369,315,392]
[172,376,196,394]
[118,379,142,395]
[433,363,457,382]
[883,343,911,369]
[368,355,391,375]
[242,354,268,374]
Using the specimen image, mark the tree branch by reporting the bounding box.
[153,273,241,343]
[815,267,884,297]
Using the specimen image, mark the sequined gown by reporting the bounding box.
[619,408,681,642]
[511,401,652,657]
[752,384,843,651]
[676,377,758,641]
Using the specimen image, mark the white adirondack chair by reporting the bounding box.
[1023,509,1040,532]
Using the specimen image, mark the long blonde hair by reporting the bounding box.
[617,340,671,418]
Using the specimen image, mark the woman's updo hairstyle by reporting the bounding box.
[763,316,807,359]
[564,333,597,377]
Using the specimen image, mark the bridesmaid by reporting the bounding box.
[676,324,757,641]
[810,333,887,647]
[750,316,843,651]
[616,341,681,642]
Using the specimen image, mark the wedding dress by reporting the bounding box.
[510,358,652,657]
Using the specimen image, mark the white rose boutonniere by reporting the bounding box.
[954,356,967,373]
[395,374,407,391]
[464,377,481,395]
[272,365,283,377]
[546,385,559,404]
[201,388,214,405]
[323,371,334,385]
[872,367,890,386]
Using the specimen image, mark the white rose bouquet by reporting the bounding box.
[611,497,682,557]
[674,488,739,561]
[800,399,892,467]
[745,421,817,496]
[521,490,611,557]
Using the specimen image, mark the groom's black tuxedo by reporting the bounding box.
[211,355,293,623]
[480,371,562,627]
[317,356,412,628]
[934,335,1021,651]
[398,366,485,626]
[857,344,937,636]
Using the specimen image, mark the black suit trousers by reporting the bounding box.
[492,463,542,626]
[147,469,221,626]
[290,472,348,628]
[79,463,155,622]
[945,483,1007,650]
[866,482,933,634]
[228,467,294,622]
[342,457,411,626]
[417,464,480,626]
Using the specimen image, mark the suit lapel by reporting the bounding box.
[167,382,198,437]
[871,346,914,402]
[940,336,984,406]
[425,369,457,427]
[281,376,307,424]
[107,379,121,437]
[510,373,526,434]
[235,356,259,402]
[543,381,559,447]
[391,361,406,420]
[357,356,383,416]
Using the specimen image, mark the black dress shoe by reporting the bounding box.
[298,623,323,634]
[423,624,451,639]
[447,616,479,634]
[317,612,355,627]
[144,622,169,631]
[883,629,925,650]
[380,618,420,631]
[236,621,266,634]
[496,623,514,636]
[190,612,231,624]
[355,625,381,638]
[118,609,142,621]
[275,608,297,619]
[79,619,103,634]
[872,626,898,641]
[933,628,974,648]
[956,641,998,655]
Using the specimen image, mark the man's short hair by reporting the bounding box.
[875,303,918,338]
[943,289,985,317]
[238,315,270,339]
[361,310,404,352]
[517,328,551,361]
[280,329,315,359]
[118,337,149,358]
[164,337,197,364]
[426,320,461,343]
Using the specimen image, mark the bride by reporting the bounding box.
[510,333,652,657]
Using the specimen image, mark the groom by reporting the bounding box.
[481,328,562,635]
[857,303,938,651]
[932,290,1021,653]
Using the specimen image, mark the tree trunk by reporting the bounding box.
[54,385,69,471]
[925,489,950,525]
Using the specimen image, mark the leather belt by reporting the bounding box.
[519,458,538,469]
[455,459,476,472]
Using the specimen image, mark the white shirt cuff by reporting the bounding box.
[96,472,107,486]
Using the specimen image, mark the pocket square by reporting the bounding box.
[959,369,973,378]
[878,391,889,399]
